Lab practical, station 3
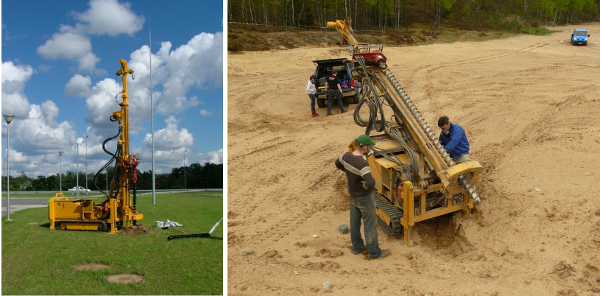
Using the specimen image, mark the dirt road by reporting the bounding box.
[228,23,600,295]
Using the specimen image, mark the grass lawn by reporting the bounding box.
[2,192,223,295]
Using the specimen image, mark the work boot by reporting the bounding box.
[369,251,388,259]
[311,109,319,117]
[341,109,347,114]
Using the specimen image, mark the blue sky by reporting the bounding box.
[1,0,224,179]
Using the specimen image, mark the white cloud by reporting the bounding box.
[65,74,92,97]
[77,52,101,72]
[156,95,200,115]
[73,0,145,37]
[2,61,33,92]
[2,61,33,118]
[0,62,109,178]
[37,29,91,59]
[127,32,223,115]
[200,110,212,116]
[41,101,60,128]
[37,0,144,72]
[37,29,100,72]
[133,115,195,171]
[7,103,76,158]
[84,78,122,130]
[2,93,31,119]
[1,62,76,161]
[2,124,120,178]
[83,75,151,135]
[2,61,33,83]
[195,149,223,164]
[141,116,194,151]
[133,149,178,174]
[135,116,194,173]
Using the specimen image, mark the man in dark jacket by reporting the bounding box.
[326,69,347,116]
[438,116,470,164]
[335,134,387,259]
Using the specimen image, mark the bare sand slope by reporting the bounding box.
[228,23,600,295]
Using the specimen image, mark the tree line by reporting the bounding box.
[228,0,598,31]
[1,162,223,192]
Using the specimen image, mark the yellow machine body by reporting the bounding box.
[49,60,143,233]
[360,135,482,245]
[337,19,483,245]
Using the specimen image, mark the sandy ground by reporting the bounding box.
[227,23,600,295]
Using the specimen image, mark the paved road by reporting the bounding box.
[2,190,224,218]
[2,198,48,218]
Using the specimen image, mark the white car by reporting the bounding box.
[68,186,91,194]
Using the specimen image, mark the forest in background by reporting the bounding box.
[2,162,223,192]
[228,0,599,31]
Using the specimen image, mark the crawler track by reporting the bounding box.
[374,193,403,236]
[56,220,108,231]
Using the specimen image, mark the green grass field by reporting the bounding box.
[2,192,223,295]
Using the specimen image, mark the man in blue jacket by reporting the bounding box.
[438,116,470,164]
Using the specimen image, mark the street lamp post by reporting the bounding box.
[59,151,63,192]
[85,135,88,194]
[184,149,187,189]
[76,141,80,199]
[3,114,15,221]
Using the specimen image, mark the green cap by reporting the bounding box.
[357,135,376,146]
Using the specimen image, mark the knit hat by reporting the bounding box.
[357,135,376,146]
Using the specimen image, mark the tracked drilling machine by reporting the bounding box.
[49,60,143,233]
[328,18,483,245]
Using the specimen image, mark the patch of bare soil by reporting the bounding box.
[314,248,344,258]
[118,224,151,235]
[73,263,110,271]
[228,22,600,295]
[106,274,145,284]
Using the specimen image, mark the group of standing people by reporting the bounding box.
[335,116,471,260]
[306,69,347,117]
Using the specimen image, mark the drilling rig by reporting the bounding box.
[328,18,483,245]
[49,60,143,233]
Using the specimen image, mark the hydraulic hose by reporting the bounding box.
[353,56,385,134]
[93,127,122,200]
[386,123,419,182]
[352,56,419,182]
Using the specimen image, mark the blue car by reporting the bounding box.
[570,29,590,46]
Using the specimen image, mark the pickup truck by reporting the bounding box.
[570,29,590,46]
[312,58,361,108]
